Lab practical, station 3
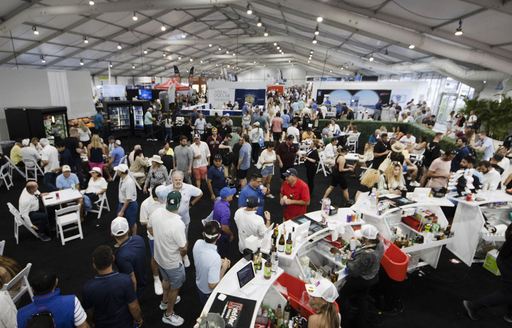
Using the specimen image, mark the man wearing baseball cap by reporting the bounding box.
[340,224,384,328]
[109,139,125,168]
[305,278,340,328]
[191,133,211,189]
[115,164,138,235]
[207,154,227,200]
[280,168,310,220]
[234,196,272,254]
[55,165,80,190]
[148,191,187,326]
[212,186,237,257]
[111,217,147,299]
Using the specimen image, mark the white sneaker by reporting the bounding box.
[410,181,421,187]
[183,255,191,268]
[159,296,181,310]
[162,312,184,326]
[266,194,275,199]
[154,277,163,296]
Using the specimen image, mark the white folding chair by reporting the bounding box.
[112,155,128,180]
[55,205,83,246]
[89,193,111,220]
[346,132,360,153]
[316,151,331,177]
[23,159,43,181]
[7,202,41,244]
[0,162,13,190]
[1,263,34,304]
[128,171,142,190]
[0,240,5,256]
[4,155,25,179]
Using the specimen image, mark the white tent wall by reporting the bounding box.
[237,66,309,86]
[0,69,95,140]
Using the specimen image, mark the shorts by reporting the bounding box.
[330,173,348,189]
[193,166,207,180]
[116,201,138,227]
[237,169,249,180]
[159,263,186,289]
[261,165,274,177]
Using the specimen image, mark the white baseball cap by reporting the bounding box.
[305,278,339,303]
[358,224,379,240]
[62,165,71,172]
[111,217,129,236]
[113,164,128,173]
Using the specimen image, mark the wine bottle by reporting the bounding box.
[276,304,283,326]
[283,301,291,323]
[264,260,272,279]
[285,233,293,255]
[254,248,262,271]
[271,246,279,272]
[278,233,285,252]
[272,225,279,246]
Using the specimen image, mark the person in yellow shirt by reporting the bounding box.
[10,141,22,165]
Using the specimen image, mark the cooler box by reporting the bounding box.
[381,242,409,282]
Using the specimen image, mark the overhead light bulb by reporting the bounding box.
[257,18,262,27]
[408,44,415,49]
[181,34,186,39]
[143,49,148,55]
[273,42,277,46]
[454,19,463,36]
[40,55,45,63]
[80,59,84,66]
[316,16,323,23]
[178,56,182,60]
[200,60,203,64]
[117,43,122,50]
[314,25,319,36]
[227,64,230,68]
[232,53,235,56]
[32,25,39,35]
[88,0,95,5]
[329,70,332,73]
[208,43,212,47]
[246,4,253,15]
[132,12,138,21]
[288,60,291,63]
[340,67,344,70]
[161,25,167,31]
[189,58,193,62]
[483,80,487,84]
[218,47,222,51]
[226,50,229,54]
[312,36,317,44]
[163,52,167,57]
[83,35,88,44]
[310,50,314,54]
[109,61,112,68]
[369,55,374,62]
[132,64,136,69]
[277,46,280,50]
[264,31,268,37]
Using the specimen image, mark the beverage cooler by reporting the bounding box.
[103,101,132,137]
[131,100,150,136]
[4,106,69,142]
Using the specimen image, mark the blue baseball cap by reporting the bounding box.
[220,187,237,199]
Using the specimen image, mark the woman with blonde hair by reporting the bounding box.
[306,278,341,328]
[356,168,380,200]
[78,120,91,146]
[87,134,110,180]
[378,161,406,195]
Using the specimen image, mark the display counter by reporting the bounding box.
[447,190,512,266]
[181,105,243,117]
[352,191,454,271]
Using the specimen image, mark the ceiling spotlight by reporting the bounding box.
[310,50,314,54]
[143,49,148,55]
[161,25,167,32]
[329,69,332,73]
[178,56,182,60]
[277,46,280,50]
[132,64,136,69]
[226,50,230,54]
[288,60,291,63]
[189,58,193,62]
[369,55,374,62]
[215,64,219,67]
[40,55,46,64]
[227,64,230,68]
[117,43,122,50]
[312,36,317,44]
[132,12,138,21]
[208,43,212,47]
[454,19,463,36]
[264,31,268,37]
[80,59,84,65]
[316,16,323,23]
[109,61,112,68]
[88,0,95,5]
[246,4,253,15]
[232,52,235,56]
[408,44,415,49]
[32,25,39,35]
[340,67,344,70]
[483,80,487,84]
[257,18,262,27]
[218,47,222,51]
[314,25,320,36]
[200,60,204,64]
[83,35,89,44]
[163,52,167,57]
[273,42,277,46]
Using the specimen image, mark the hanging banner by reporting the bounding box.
[267,85,284,95]
[316,89,391,108]
[209,88,235,109]
[235,88,266,107]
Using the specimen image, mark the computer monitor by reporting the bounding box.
[138,89,153,100]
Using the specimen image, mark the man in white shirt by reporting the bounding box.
[194,113,206,137]
[158,170,203,236]
[144,107,156,141]
[475,131,494,161]
[286,121,300,145]
[478,160,502,191]
[0,291,17,328]
[115,164,138,234]
[191,134,211,189]
[18,181,51,241]
[234,196,272,253]
[140,185,164,296]
[20,138,41,165]
[323,138,338,168]
[148,191,187,327]
[40,138,60,191]
[400,133,416,148]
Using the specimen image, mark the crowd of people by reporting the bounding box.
[2,86,512,328]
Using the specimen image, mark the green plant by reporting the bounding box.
[460,97,512,141]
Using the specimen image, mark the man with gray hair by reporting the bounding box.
[40,138,60,191]
[173,135,194,184]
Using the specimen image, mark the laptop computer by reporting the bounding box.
[237,261,259,296]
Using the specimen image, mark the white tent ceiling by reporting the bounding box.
[0,0,511,80]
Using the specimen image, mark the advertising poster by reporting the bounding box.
[267,85,285,95]
[209,88,235,109]
[234,88,266,107]
[316,89,391,108]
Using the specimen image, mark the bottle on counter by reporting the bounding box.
[272,225,279,246]
[254,248,262,271]
[349,237,357,251]
[283,300,291,324]
[276,304,283,326]
[285,232,293,255]
[271,246,279,272]
[278,232,286,252]
[263,260,272,279]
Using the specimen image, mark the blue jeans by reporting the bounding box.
[43,172,58,192]
[165,127,172,141]
[117,201,139,227]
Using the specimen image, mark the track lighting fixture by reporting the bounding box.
[246,4,253,15]
[454,19,463,36]
[83,35,88,44]
[32,25,39,35]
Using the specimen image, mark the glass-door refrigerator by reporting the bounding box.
[4,106,69,142]
[103,101,132,137]
[131,100,150,136]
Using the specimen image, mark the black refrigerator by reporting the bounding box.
[103,101,132,137]
[4,106,69,141]
[131,100,151,136]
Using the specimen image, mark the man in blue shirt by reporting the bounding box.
[238,173,266,217]
[207,154,227,200]
[109,140,125,167]
[94,109,104,137]
[17,269,88,328]
[192,221,231,305]
[237,135,252,188]
[56,165,80,190]
[282,109,291,130]
[451,137,470,172]
[111,217,148,299]
[212,187,236,257]
[82,245,143,328]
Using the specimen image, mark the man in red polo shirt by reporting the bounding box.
[280,168,310,220]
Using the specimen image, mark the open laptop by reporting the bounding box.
[237,261,259,296]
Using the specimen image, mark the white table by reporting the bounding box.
[42,189,83,207]
[200,258,283,327]
[447,190,512,266]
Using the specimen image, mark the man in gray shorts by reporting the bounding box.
[148,191,188,326]
[173,135,193,184]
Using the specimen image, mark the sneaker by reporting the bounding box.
[183,255,191,268]
[463,300,480,320]
[38,234,51,242]
[154,278,163,296]
[266,194,275,199]
[504,315,512,323]
[410,181,421,187]
[162,312,184,326]
[159,296,181,310]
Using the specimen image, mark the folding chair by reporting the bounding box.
[316,151,331,177]
[0,240,5,256]
[7,202,41,244]
[128,171,142,190]
[4,155,25,179]
[346,132,361,153]
[112,155,128,180]
[0,162,13,190]
[1,263,34,304]
[23,158,43,181]
[55,205,83,246]
[89,192,111,220]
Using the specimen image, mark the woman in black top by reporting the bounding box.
[323,146,354,206]
[464,224,512,322]
[302,139,320,195]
